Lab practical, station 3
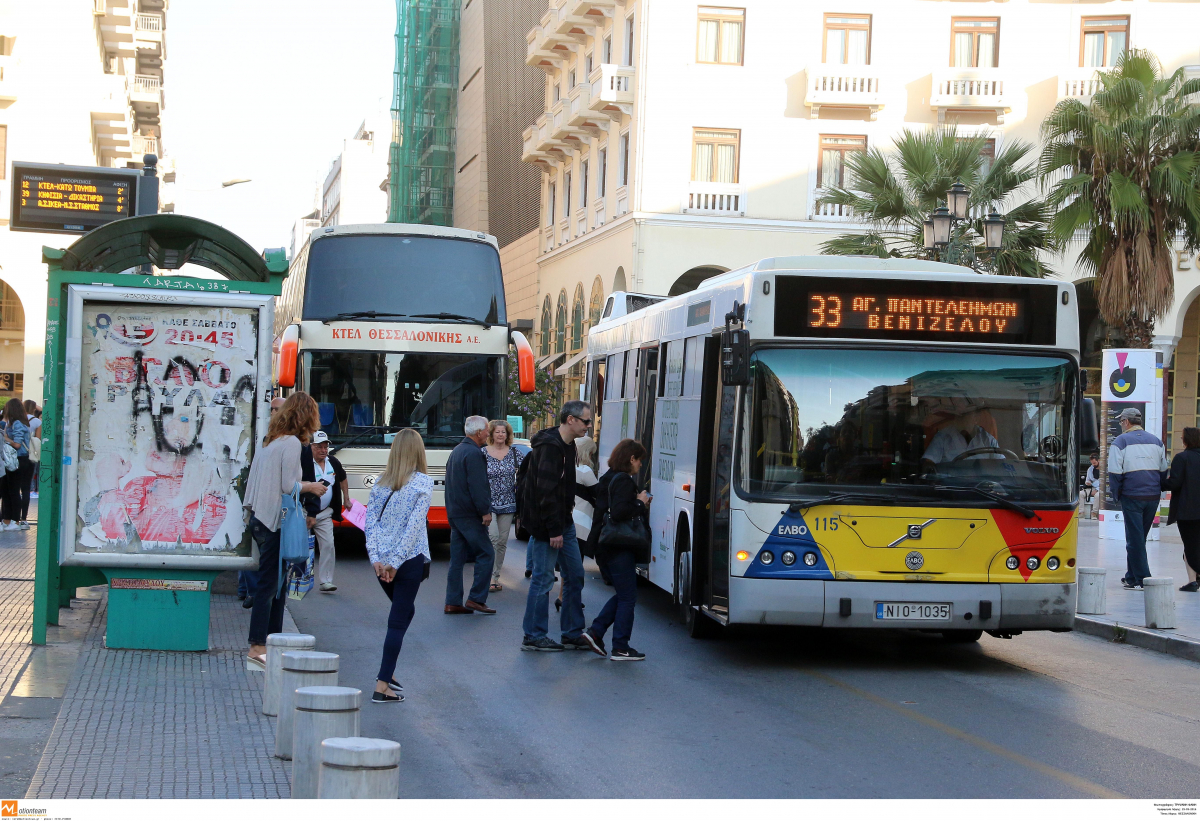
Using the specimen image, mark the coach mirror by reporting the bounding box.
[721,301,749,386]
[1080,398,1099,452]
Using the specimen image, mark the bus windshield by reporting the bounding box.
[301,235,505,325]
[301,351,504,448]
[741,348,1076,504]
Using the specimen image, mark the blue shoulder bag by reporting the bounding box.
[278,483,309,592]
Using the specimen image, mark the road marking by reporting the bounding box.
[807,670,1125,799]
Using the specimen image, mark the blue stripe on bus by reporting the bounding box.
[742,511,835,580]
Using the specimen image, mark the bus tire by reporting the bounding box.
[676,536,719,639]
[941,629,983,643]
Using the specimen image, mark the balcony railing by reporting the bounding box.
[806,63,885,120]
[683,181,745,217]
[589,64,634,117]
[812,191,859,222]
[135,13,162,32]
[131,74,161,94]
[1059,67,1103,102]
[931,67,1010,123]
[132,135,158,157]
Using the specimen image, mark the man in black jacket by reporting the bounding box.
[444,415,496,614]
[301,431,349,592]
[520,400,593,651]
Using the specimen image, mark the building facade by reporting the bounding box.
[0,0,170,402]
[520,0,1200,425]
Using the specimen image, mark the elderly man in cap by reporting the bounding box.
[301,430,350,592]
[1108,407,1169,590]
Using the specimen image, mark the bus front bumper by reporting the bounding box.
[727,577,1076,631]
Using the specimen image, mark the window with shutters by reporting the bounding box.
[580,159,589,206]
[564,171,572,217]
[697,7,744,65]
[692,128,740,184]
[951,18,999,68]
[571,284,585,350]
[555,291,568,354]
[624,15,634,65]
[818,135,866,189]
[598,147,608,197]
[619,134,630,187]
[1081,17,1128,67]
[823,14,870,65]
[547,182,556,226]
[540,296,552,355]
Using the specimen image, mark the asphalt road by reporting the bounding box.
[289,531,1200,799]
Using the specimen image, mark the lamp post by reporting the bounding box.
[921,180,1006,271]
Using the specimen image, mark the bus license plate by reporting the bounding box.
[875,602,951,621]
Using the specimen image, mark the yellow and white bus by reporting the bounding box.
[585,256,1098,640]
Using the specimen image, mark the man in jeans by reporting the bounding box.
[1108,407,1169,590]
[444,416,496,615]
[520,400,594,651]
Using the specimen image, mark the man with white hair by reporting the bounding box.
[444,415,497,614]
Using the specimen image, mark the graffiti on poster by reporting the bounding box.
[75,303,258,556]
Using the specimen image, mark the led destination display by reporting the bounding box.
[10,162,139,234]
[808,292,1025,335]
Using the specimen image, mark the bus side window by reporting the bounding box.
[683,337,699,396]
[624,349,637,399]
[665,339,685,397]
[606,354,621,400]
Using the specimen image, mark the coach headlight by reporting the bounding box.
[1026,556,1040,571]
[759,550,775,565]
[782,551,796,566]
[1006,556,1020,571]
[803,552,818,567]
[1046,556,1060,571]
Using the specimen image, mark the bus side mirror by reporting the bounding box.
[277,324,299,389]
[721,327,749,386]
[511,330,536,394]
[1080,397,1099,452]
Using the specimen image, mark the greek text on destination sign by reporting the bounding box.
[808,292,1026,335]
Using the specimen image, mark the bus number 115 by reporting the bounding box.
[810,295,843,328]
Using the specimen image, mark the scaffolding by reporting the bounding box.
[388,0,460,226]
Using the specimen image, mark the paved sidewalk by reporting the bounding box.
[0,522,36,709]
[1075,518,1200,661]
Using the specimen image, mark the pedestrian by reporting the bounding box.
[23,400,40,504]
[581,439,651,660]
[1108,407,1169,590]
[242,392,328,669]
[302,430,349,592]
[444,415,497,615]
[1083,452,1099,519]
[520,400,594,651]
[1164,427,1200,593]
[366,429,433,704]
[0,399,33,531]
[240,396,286,607]
[483,419,523,593]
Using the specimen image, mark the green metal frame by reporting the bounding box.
[32,216,287,645]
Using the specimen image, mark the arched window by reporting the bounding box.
[555,290,568,354]
[613,266,627,293]
[571,284,585,350]
[589,276,604,328]
[540,295,552,356]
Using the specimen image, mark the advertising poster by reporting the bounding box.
[1098,348,1163,540]
[74,302,259,557]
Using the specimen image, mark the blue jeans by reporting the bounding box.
[446,516,494,606]
[237,570,259,598]
[589,549,637,651]
[1120,496,1158,585]
[376,555,425,683]
[523,523,584,641]
[247,517,286,645]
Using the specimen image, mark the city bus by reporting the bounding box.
[274,223,533,528]
[584,256,1098,640]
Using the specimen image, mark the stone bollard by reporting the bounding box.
[276,651,339,760]
[317,737,401,799]
[264,633,316,716]
[1076,567,1107,615]
[1143,577,1176,629]
[292,686,362,800]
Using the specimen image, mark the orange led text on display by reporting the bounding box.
[808,292,1024,335]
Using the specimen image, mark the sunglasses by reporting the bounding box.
[572,416,594,427]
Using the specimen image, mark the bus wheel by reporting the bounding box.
[941,629,983,643]
[676,540,719,639]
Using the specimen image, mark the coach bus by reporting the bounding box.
[274,223,533,528]
[584,256,1098,641]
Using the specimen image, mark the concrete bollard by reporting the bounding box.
[264,633,316,716]
[1143,577,1176,629]
[317,737,401,799]
[292,686,362,800]
[1076,567,1107,615]
[276,651,339,760]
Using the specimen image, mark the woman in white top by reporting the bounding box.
[242,392,326,669]
[365,429,432,704]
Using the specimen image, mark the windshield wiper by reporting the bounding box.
[788,493,896,514]
[409,312,492,329]
[933,484,1040,520]
[319,311,410,324]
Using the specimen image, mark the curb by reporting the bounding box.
[1073,615,1200,664]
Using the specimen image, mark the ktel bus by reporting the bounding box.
[584,256,1099,640]
[274,223,533,528]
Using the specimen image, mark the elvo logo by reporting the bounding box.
[1109,352,1137,398]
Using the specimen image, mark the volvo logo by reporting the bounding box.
[888,519,936,548]
[904,551,925,570]
[1024,527,1060,534]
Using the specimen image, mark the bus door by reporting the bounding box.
[633,345,659,488]
[694,335,730,613]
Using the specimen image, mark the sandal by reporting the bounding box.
[245,653,266,672]
[490,583,503,592]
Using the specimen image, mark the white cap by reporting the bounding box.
[311,430,329,444]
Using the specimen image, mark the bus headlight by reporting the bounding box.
[1046,556,1060,571]
[782,551,796,566]
[1026,556,1040,571]
[736,551,750,562]
[1006,556,1020,571]
[760,551,775,565]
[803,552,818,567]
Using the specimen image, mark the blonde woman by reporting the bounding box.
[482,419,523,592]
[366,429,433,704]
[242,392,327,669]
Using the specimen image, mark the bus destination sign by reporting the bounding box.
[774,276,1058,345]
[9,162,139,235]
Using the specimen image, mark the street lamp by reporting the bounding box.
[919,181,1006,268]
[931,206,953,246]
[947,181,970,220]
[922,218,935,250]
[983,211,1006,250]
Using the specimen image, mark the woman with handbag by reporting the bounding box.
[483,419,522,592]
[582,439,651,661]
[1165,426,1200,592]
[0,399,33,531]
[242,392,327,670]
[366,429,433,704]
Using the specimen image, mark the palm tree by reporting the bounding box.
[815,126,1058,277]
[1040,50,1200,347]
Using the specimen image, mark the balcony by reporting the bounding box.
[548,100,588,153]
[1058,66,1103,104]
[522,124,555,168]
[811,191,859,222]
[131,134,159,158]
[806,63,884,120]
[682,181,746,217]
[931,68,1010,123]
[0,56,17,102]
[563,0,614,30]
[525,27,563,71]
[539,4,577,51]
[534,113,568,156]
[567,83,609,135]
[588,64,635,117]
[134,12,164,55]
[552,0,601,44]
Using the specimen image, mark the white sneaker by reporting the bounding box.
[18,521,29,530]
[3,523,18,531]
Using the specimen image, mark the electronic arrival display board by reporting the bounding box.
[773,276,1058,345]
[9,162,139,234]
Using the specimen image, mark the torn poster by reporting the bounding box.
[75,303,259,556]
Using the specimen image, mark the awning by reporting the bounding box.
[555,349,587,376]
[536,351,566,371]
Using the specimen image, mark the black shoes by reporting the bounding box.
[581,629,607,657]
[241,597,253,609]
[560,635,593,651]
[610,647,645,661]
[388,678,403,692]
[1180,581,1200,592]
[1122,581,1144,590]
[525,569,533,578]
[372,690,403,704]
[521,636,565,652]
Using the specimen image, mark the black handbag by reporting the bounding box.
[598,511,652,563]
